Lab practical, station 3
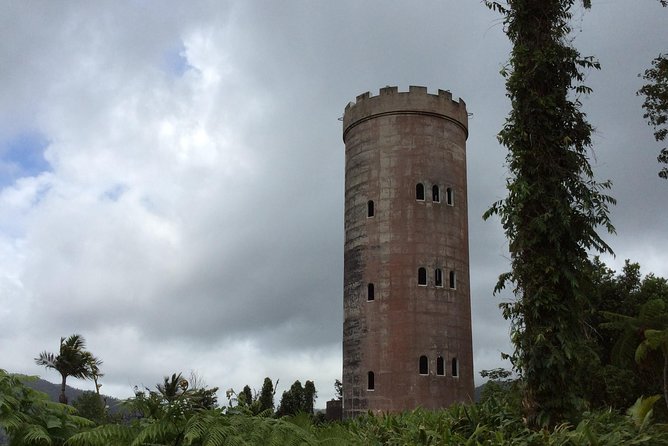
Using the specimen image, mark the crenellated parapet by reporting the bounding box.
[342,85,468,141]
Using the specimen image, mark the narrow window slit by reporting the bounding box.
[419,355,429,375]
[418,267,427,286]
[435,269,443,287]
[437,356,445,376]
[416,183,425,201]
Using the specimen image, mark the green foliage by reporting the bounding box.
[342,402,668,445]
[636,327,668,410]
[64,372,220,446]
[637,0,667,179]
[334,379,343,401]
[239,385,253,408]
[226,378,276,416]
[35,335,102,405]
[585,260,665,410]
[483,0,615,426]
[479,368,522,411]
[627,395,662,431]
[72,392,105,425]
[5,367,668,445]
[638,54,668,179]
[258,377,276,413]
[603,297,668,412]
[0,369,92,446]
[276,380,317,417]
[303,381,316,415]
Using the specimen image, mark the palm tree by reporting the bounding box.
[35,334,102,404]
[156,372,190,402]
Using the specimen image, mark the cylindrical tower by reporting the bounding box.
[342,86,474,418]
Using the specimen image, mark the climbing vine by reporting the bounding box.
[483,0,615,426]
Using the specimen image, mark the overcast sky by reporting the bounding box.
[1,1,666,406]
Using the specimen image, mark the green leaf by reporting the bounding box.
[627,395,661,429]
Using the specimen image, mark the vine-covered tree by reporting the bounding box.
[638,52,668,179]
[35,334,102,404]
[638,54,668,179]
[637,1,667,179]
[483,0,615,426]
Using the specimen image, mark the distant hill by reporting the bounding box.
[0,374,125,445]
[8,374,124,411]
[22,376,88,403]
[23,376,124,410]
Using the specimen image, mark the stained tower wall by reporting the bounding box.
[342,86,474,418]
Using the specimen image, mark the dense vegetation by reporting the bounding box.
[2,365,668,446]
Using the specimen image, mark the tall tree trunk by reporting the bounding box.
[60,374,68,404]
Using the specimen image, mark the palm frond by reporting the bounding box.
[35,352,57,368]
[61,334,87,352]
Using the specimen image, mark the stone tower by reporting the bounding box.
[342,86,474,418]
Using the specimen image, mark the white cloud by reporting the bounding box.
[1,0,666,407]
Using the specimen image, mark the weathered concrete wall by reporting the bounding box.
[342,86,474,418]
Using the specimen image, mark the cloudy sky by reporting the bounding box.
[1,1,666,406]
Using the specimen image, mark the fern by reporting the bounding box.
[15,424,52,445]
[130,419,180,446]
[65,423,136,446]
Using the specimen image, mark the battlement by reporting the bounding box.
[343,86,468,141]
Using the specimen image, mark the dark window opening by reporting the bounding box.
[437,356,445,376]
[432,185,440,202]
[451,358,459,377]
[367,200,374,217]
[419,355,429,375]
[367,283,375,301]
[367,371,375,390]
[418,267,427,286]
[416,183,425,201]
[446,187,454,206]
[449,271,456,289]
[435,269,443,287]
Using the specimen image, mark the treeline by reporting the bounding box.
[228,376,318,417]
[2,365,668,446]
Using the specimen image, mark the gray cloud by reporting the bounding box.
[1,1,666,404]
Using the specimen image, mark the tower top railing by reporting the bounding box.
[342,86,468,141]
